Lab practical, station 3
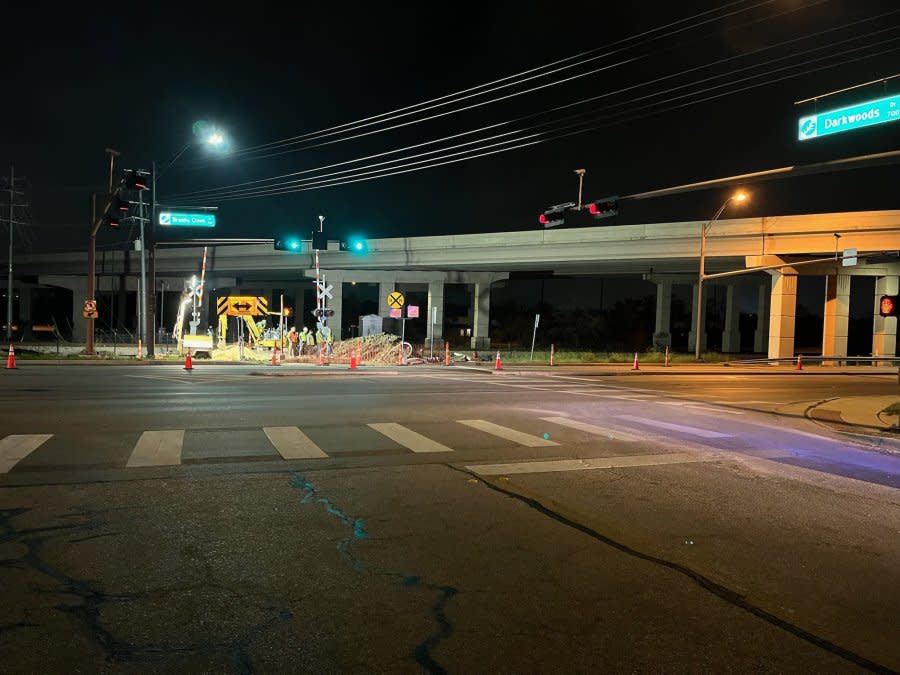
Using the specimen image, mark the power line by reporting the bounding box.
[220,0,778,160]
[172,21,899,202]
[177,43,898,203]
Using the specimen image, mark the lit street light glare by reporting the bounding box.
[207,131,225,146]
[732,190,749,203]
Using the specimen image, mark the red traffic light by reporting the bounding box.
[879,295,898,317]
[538,213,549,225]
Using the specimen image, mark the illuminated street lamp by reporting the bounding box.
[695,190,749,360]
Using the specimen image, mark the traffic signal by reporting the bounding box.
[340,237,368,254]
[879,295,899,317]
[105,213,121,229]
[274,237,302,252]
[588,197,619,219]
[539,202,575,228]
[311,308,335,317]
[112,195,130,213]
[124,170,148,191]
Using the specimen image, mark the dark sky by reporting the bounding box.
[3,0,899,253]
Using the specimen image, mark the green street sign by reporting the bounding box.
[798,94,900,141]
[158,211,216,228]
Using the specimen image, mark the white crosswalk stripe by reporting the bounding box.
[614,415,732,439]
[368,423,453,453]
[540,416,646,442]
[263,426,328,459]
[127,430,184,467]
[0,434,53,473]
[458,419,558,447]
[468,453,707,476]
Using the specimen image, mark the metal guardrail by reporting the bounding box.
[725,355,900,366]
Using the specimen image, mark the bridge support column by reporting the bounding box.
[40,276,88,343]
[873,275,898,364]
[652,281,672,350]
[329,282,343,341]
[471,281,491,351]
[688,283,705,353]
[767,270,797,360]
[378,281,396,316]
[721,283,741,353]
[426,281,444,344]
[753,281,770,354]
[822,274,850,364]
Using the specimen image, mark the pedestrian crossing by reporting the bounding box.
[0,409,738,475]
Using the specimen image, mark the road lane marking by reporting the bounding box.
[127,430,184,467]
[0,435,53,473]
[457,419,559,447]
[368,423,454,453]
[467,453,707,476]
[657,402,745,414]
[540,417,646,442]
[614,415,733,438]
[263,426,328,459]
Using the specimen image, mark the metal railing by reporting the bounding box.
[725,355,900,366]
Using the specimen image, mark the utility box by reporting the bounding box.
[359,314,383,337]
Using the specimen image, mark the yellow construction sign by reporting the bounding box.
[217,296,269,317]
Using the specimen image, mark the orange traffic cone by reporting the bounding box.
[632,352,640,371]
[550,343,555,367]
[495,350,502,370]
[795,354,803,371]
[664,345,671,367]
[319,344,326,366]
[350,349,358,370]
[184,350,193,371]
[6,344,15,370]
[444,341,450,366]
[137,339,142,360]
[271,347,280,366]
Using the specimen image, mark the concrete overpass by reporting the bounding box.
[8,209,900,358]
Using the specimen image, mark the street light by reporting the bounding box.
[147,123,229,356]
[695,190,749,360]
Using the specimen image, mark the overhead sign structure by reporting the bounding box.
[158,211,217,228]
[386,291,405,309]
[217,296,268,317]
[798,94,899,141]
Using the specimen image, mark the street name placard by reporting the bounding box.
[798,94,900,141]
[158,211,217,228]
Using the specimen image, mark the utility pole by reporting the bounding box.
[3,166,26,343]
[87,148,120,355]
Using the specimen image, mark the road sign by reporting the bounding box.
[158,211,217,227]
[798,93,899,141]
[407,305,419,318]
[82,299,98,319]
[316,281,333,301]
[387,291,405,309]
[534,313,541,328]
[842,248,858,267]
[220,296,266,317]
[389,308,402,318]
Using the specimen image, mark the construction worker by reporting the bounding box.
[304,326,314,355]
[288,326,300,357]
[324,325,334,356]
[298,326,309,355]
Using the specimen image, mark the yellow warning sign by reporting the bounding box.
[387,291,405,309]
[220,296,263,317]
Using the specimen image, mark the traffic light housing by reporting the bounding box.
[588,197,619,219]
[340,237,368,254]
[274,237,302,252]
[124,170,148,191]
[879,295,899,317]
[105,213,121,229]
[539,202,575,228]
[312,308,335,317]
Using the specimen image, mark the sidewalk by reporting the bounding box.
[805,396,900,433]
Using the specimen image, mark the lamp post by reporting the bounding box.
[695,190,748,360]
[148,125,227,356]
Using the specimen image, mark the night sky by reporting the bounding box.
[2,0,899,254]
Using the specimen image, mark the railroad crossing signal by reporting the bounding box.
[387,291,405,309]
[316,281,333,301]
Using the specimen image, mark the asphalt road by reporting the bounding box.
[0,364,898,673]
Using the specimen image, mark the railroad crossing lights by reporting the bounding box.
[387,291,405,309]
[217,296,269,317]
